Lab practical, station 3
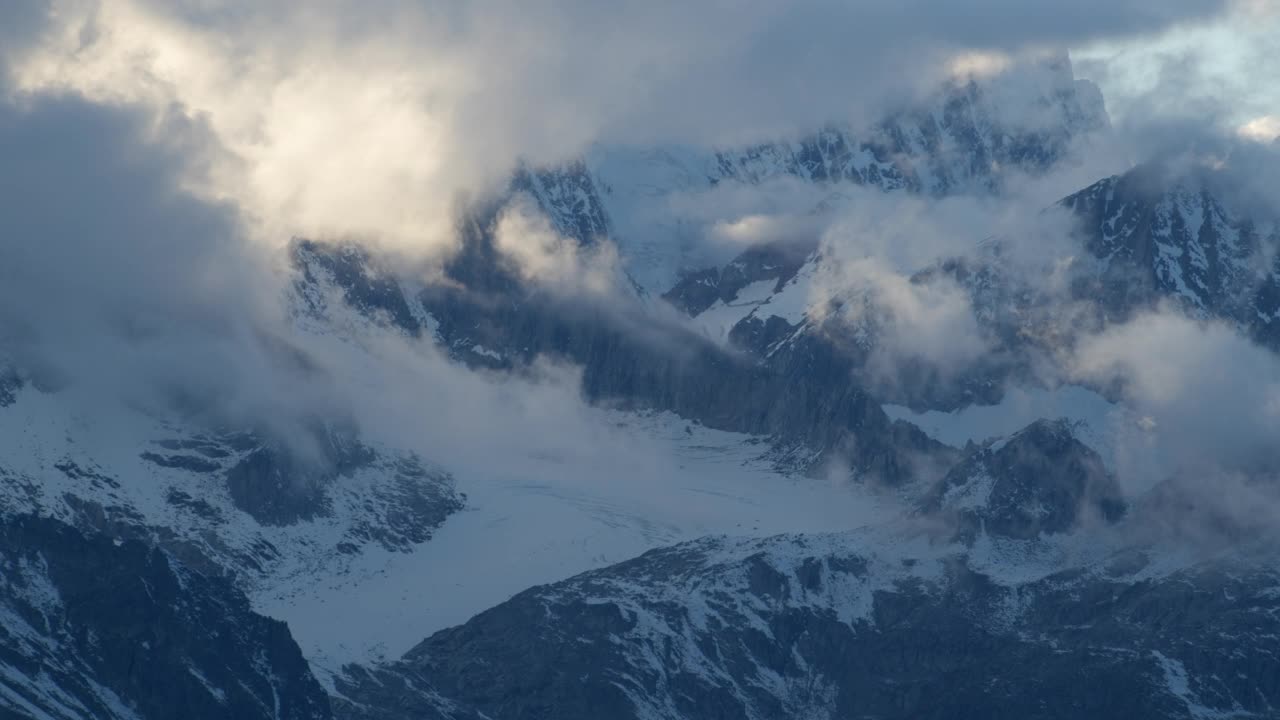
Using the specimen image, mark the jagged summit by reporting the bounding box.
[506,53,1109,295]
[920,418,1127,541]
[1063,162,1280,346]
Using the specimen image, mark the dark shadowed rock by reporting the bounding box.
[335,532,1279,720]
[224,422,373,526]
[293,233,955,484]
[140,451,221,474]
[1061,163,1280,345]
[0,367,20,407]
[664,240,815,317]
[293,241,423,335]
[920,419,1127,541]
[0,515,332,720]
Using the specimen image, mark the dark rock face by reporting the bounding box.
[195,425,463,552]
[148,420,459,538]
[342,456,465,553]
[141,423,376,528]
[712,125,915,191]
[705,160,1280,417]
[1062,165,1280,345]
[950,163,1280,374]
[2,416,463,589]
[294,241,423,335]
[225,445,336,526]
[919,419,1127,541]
[222,421,377,528]
[0,515,332,720]
[0,367,21,407]
[292,235,955,484]
[511,160,612,247]
[654,116,1113,415]
[664,241,816,317]
[334,533,1280,720]
[141,450,222,474]
[707,55,1105,196]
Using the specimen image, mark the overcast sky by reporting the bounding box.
[2,0,1265,253]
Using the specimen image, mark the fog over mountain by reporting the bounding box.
[1,1,1279,719]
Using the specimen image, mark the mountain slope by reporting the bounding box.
[334,527,1280,720]
[659,156,1280,422]
[0,376,462,592]
[919,418,1127,541]
[584,54,1107,294]
[1062,164,1280,346]
[328,418,1279,719]
[0,515,332,720]
[293,238,955,484]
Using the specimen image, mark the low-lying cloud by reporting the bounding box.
[493,197,625,297]
[1071,310,1280,482]
[0,86,363,455]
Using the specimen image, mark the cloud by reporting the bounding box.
[1070,310,1280,488]
[1135,468,1280,549]
[0,1,48,64]
[796,193,1028,386]
[493,196,624,297]
[1103,134,1280,226]
[3,0,1231,255]
[0,55,687,487]
[1238,115,1280,143]
[1073,1,1280,132]
[640,164,1098,395]
[707,211,829,251]
[0,81,362,458]
[816,256,991,381]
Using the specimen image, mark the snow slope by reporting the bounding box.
[259,409,898,677]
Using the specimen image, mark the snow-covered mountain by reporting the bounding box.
[330,420,1278,720]
[521,53,1107,295]
[3,50,1279,720]
[0,376,462,588]
[654,156,1280,420]
[1062,163,1280,346]
[296,129,1280,720]
[336,520,1280,720]
[297,237,955,484]
[0,282,468,714]
[0,515,333,720]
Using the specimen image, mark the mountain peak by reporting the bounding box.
[1064,162,1280,343]
[921,418,1127,541]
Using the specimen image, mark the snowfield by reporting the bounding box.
[257,409,898,677]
